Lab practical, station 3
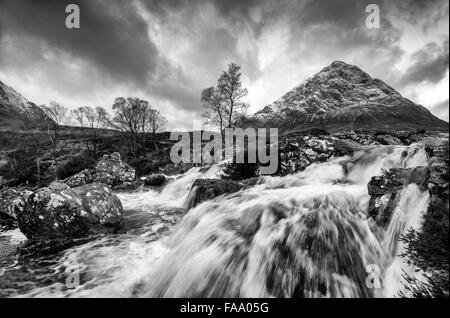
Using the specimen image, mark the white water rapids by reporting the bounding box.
[0,144,430,298]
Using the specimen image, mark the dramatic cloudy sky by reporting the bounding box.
[0,0,448,129]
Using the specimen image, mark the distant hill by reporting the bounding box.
[0,80,53,131]
[242,61,449,133]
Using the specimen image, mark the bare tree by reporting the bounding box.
[137,100,151,155]
[71,106,108,156]
[109,97,140,157]
[201,86,226,140]
[201,63,248,133]
[147,108,167,134]
[107,97,168,157]
[218,63,249,128]
[40,101,68,158]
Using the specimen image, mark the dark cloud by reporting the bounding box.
[388,0,449,31]
[399,40,449,87]
[0,0,161,83]
[0,0,448,128]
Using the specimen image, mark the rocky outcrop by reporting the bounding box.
[12,182,123,240]
[279,134,354,175]
[63,153,136,188]
[0,80,54,130]
[185,179,243,210]
[93,153,136,186]
[111,180,144,192]
[367,167,430,226]
[367,138,449,226]
[335,130,429,146]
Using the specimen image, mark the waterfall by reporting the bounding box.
[1,144,430,298]
[139,144,430,298]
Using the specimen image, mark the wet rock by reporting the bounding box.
[186,179,243,210]
[112,180,144,192]
[13,182,123,241]
[367,167,430,226]
[366,138,448,227]
[374,134,402,145]
[368,167,430,196]
[93,152,136,186]
[141,174,167,187]
[159,163,194,175]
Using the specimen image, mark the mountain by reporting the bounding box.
[0,80,52,130]
[243,61,448,133]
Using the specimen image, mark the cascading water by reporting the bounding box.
[0,144,430,298]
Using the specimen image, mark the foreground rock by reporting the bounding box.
[141,174,167,187]
[64,152,136,188]
[185,179,243,210]
[13,182,123,240]
[0,188,28,230]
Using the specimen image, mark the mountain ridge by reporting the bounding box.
[243,61,448,133]
[0,80,52,130]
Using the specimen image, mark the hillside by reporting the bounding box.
[0,80,52,130]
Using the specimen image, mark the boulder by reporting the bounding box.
[73,183,123,226]
[0,188,24,220]
[13,182,123,240]
[64,169,92,188]
[62,153,136,188]
[0,188,28,230]
[185,179,243,210]
[93,153,136,186]
[141,174,167,187]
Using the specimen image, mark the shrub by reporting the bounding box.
[2,148,41,185]
[222,162,258,181]
[400,196,449,298]
[57,153,96,180]
[129,152,171,177]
